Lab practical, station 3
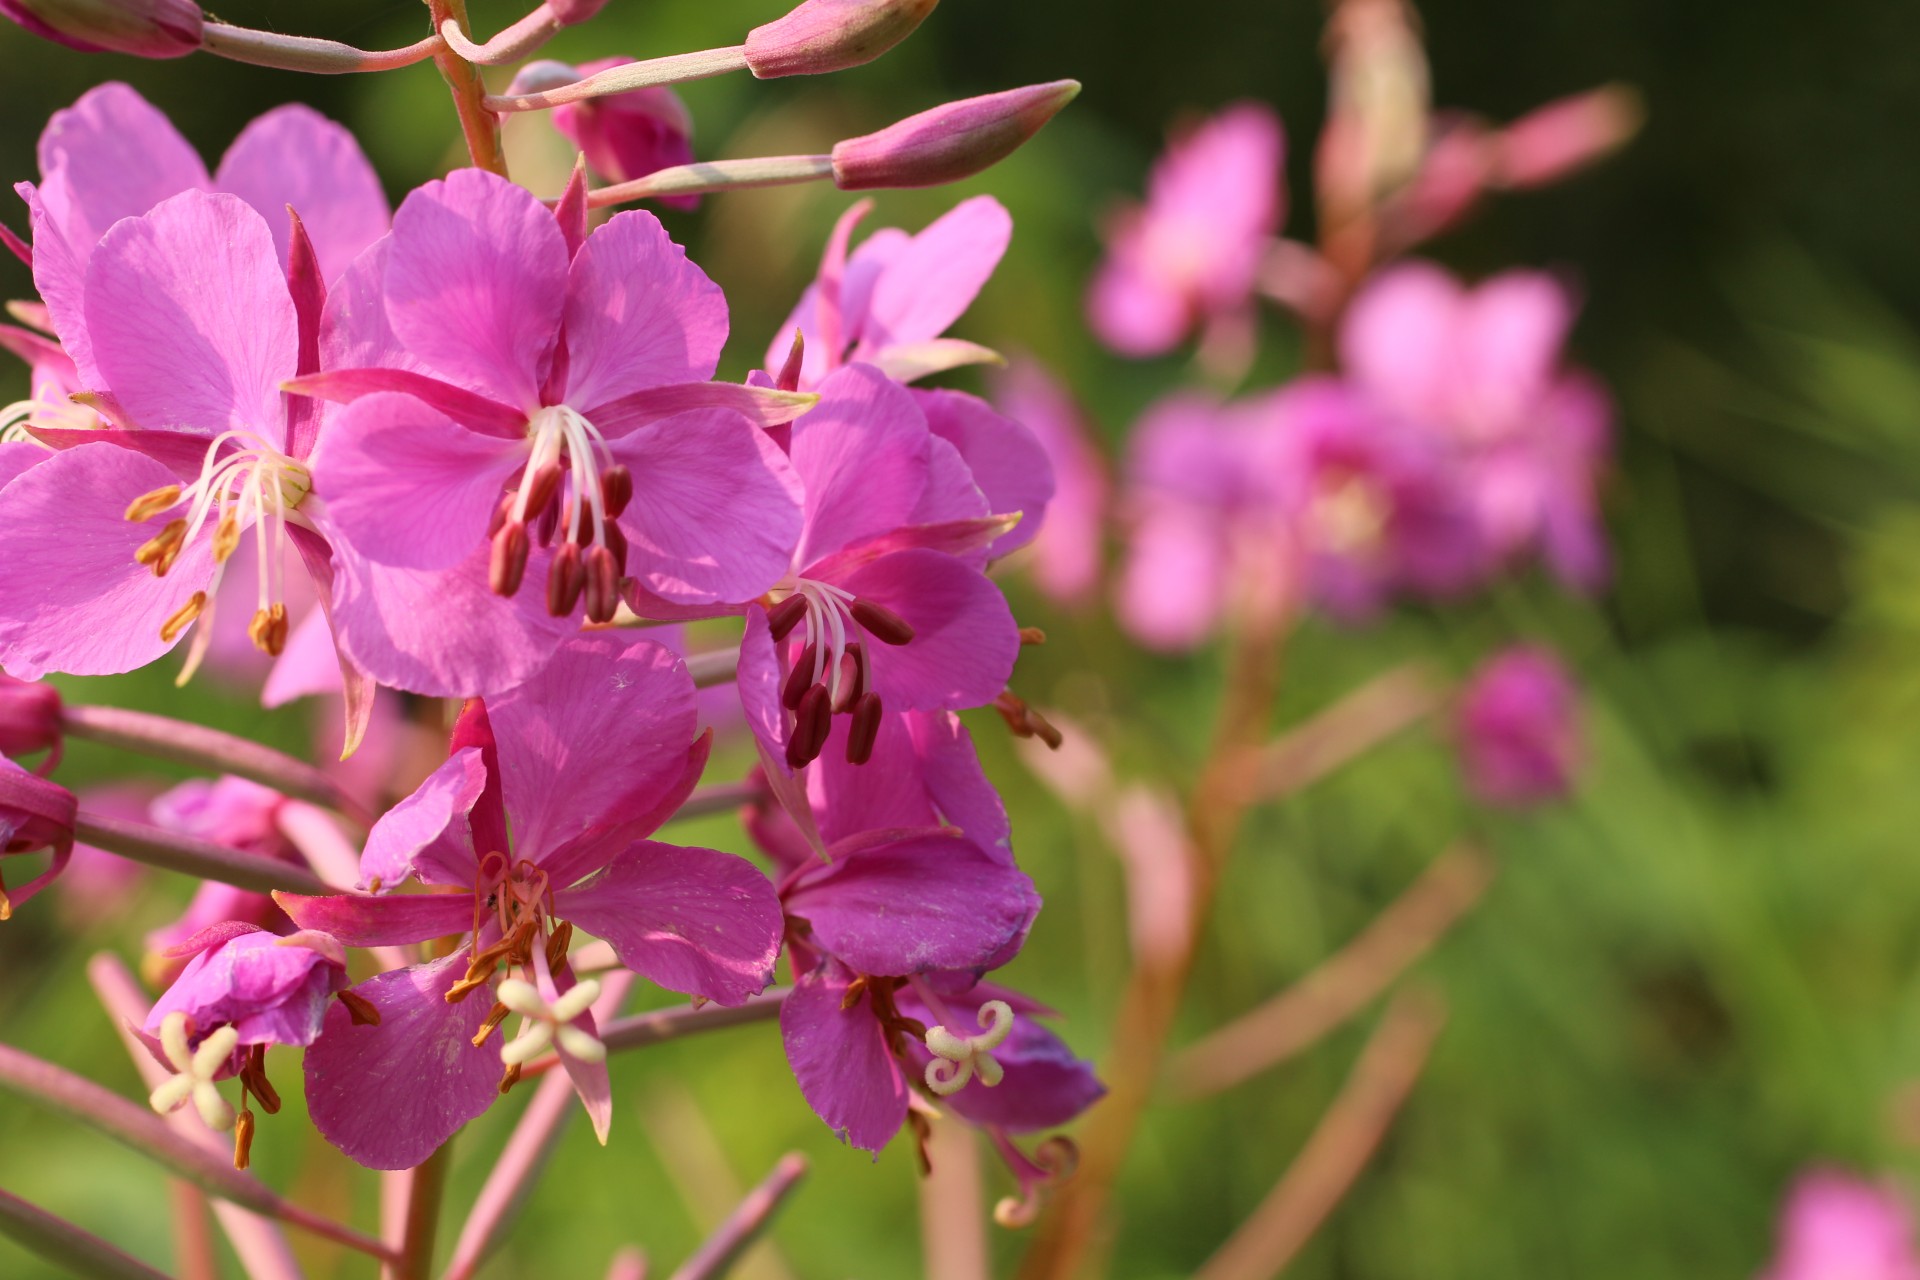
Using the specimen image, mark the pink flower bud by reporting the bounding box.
[1495,85,1643,189]
[0,756,77,918]
[831,80,1080,191]
[1455,646,1582,808]
[745,0,939,79]
[1,0,201,57]
[548,0,608,25]
[516,57,701,211]
[0,675,61,761]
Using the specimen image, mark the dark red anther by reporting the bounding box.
[776,330,806,393]
[850,598,914,646]
[765,593,809,642]
[534,494,561,548]
[523,462,563,523]
[782,641,819,710]
[600,465,633,519]
[487,492,515,538]
[846,691,884,765]
[489,521,530,597]
[583,545,620,624]
[547,542,586,616]
[601,518,629,575]
[832,643,866,713]
[786,683,832,769]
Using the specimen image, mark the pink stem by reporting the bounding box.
[200,22,442,73]
[667,1154,809,1280]
[485,45,750,111]
[587,156,836,210]
[519,988,788,1080]
[0,1185,174,1280]
[683,647,738,689]
[919,1119,989,1280]
[170,1181,219,1280]
[606,1247,649,1280]
[438,4,558,64]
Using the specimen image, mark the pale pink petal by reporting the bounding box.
[1338,261,1463,423]
[905,436,993,539]
[561,209,728,410]
[215,104,390,284]
[0,441,45,490]
[35,83,207,250]
[790,364,930,565]
[260,606,345,707]
[992,360,1108,604]
[1457,270,1575,440]
[1085,244,1191,356]
[84,191,295,440]
[15,181,98,386]
[554,840,783,1005]
[1116,503,1230,652]
[384,169,567,411]
[852,196,1010,355]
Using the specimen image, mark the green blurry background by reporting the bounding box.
[5,1,1920,1276]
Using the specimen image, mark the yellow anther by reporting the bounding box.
[160,592,207,643]
[124,484,183,522]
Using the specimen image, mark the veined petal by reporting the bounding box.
[789,364,929,566]
[215,105,390,285]
[560,208,727,410]
[273,889,475,948]
[914,387,1053,558]
[354,746,488,891]
[828,548,1018,711]
[36,83,208,251]
[16,180,99,389]
[851,196,1011,355]
[780,960,907,1154]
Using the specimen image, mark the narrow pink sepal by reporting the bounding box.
[284,207,326,460]
[587,380,820,435]
[283,368,527,439]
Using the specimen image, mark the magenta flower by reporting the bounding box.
[142,776,307,981]
[732,364,1021,770]
[992,360,1108,607]
[17,83,387,396]
[524,58,698,209]
[0,190,364,731]
[145,925,351,1068]
[1087,103,1285,357]
[1454,646,1582,808]
[895,983,1102,1134]
[1762,1169,1920,1280]
[299,168,804,697]
[1339,260,1611,590]
[277,635,784,1169]
[1,319,103,446]
[0,754,76,918]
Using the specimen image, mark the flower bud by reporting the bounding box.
[1,0,202,57]
[0,756,77,919]
[548,0,608,25]
[745,0,938,79]
[831,80,1080,191]
[1494,85,1643,190]
[1455,646,1581,808]
[0,674,62,762]
[516,57,701,211]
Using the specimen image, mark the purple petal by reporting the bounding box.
[0,442,214,678]
[314,392,525,571]
[585,380,818,437]
[384,170,567,411]
[214,105,390,285]
[275,889,476,948]
[898,984,1104,1132]
[1338,261,1462,425]
[851,196,1010,356]
[554,839,783,1005]
[790,364,930,566]
[487,634,698,859]
[914,388,1053,558]
[785,829,1038,975]
[609,409,803,604]
[16,180,98,388]
[780,960,908,1153]
[805,709,1010,858]
[560,209,727,410]
[304,952,501,1170]
[84,191,295,441]
[35,83,207,251]
[823,548,1018,712]
[355,746,488,891]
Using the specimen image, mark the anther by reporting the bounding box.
[993,691,1063,749]
[247,603,288,656]
[534,496,561,548]
[242,1048,281,1114]
[832,643,866,713]
[786,683,832,769]
[766,594,809,642]
[600,465,633,519]
[135,519,189,577]
[583,545,620,624]
[471,1000,512,1048]
[1019,626,1047,646]
[211,508,241,563]
[160,592,207,643]
[498,1063,522,1095]
[488,492,514,538]
[782,641,820,710]
[846,692,884,765]
[124,485,182,522]
[232,1107,256,1170]
[547,543,586,617]
[850,598,915,646]
[523,462,563,523]
[336,990,381,1026]
[545,920,575,972]
[600,519,629,575]
[923,1000,1015,1096]
[489,521,530,597]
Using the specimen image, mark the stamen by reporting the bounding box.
[124,485,183,522]
[831,643,866,713]
[782,641,820,710]
[846,692,884,765]
[766,593,809,642]
[547,543,586,617]
[135,519,189,577]
[336,990,381,1026]
[471,1000,512,1048]
[850,598,915,646]
[600,465,633,519]
[246,603,288,656]
[583,546,620,624]
[1019,626,1047,645]
[496,976,606,1066]
[490,521,531,597]
[786,683,832,769]
[232,1106,256,1170]
[211,508,241,563]
[522,462,563,523]
[160,592,207,643]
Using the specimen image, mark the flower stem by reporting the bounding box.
[425,0,507,177]
[668,1153,809,1280]
[587,156,836,209]
[485,45,751,111]
[519,988,788,1080]
[0,1185,174,1280]
[201,22,442,73]
[396,1143,452,1280]
[74,812,331,897]
[60,703,371,827]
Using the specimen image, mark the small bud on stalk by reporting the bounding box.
[1,0,200,57]
[832,80,1081,190]
[0,675,62,764]
[744,0,940,79]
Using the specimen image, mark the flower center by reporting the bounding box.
[487,405,633,624]
[124,430,313,677]
[1308,470,1391,559]
[766,577,916,769]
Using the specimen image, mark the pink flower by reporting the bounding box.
[145,925,351,1066]
[301,168,804,697]
[992,360,1108,607]
[279,636,784,1169]
[1454,646,1581,808]
[531,58,698,210]
[0,673,61,763]
[1087,103,1284,357]
[1339,260,1611,590]
[1762,1169,1920,1280]
[733,365,1021,771]
[142,777,306,982]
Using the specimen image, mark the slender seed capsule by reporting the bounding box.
[782,641,820,710]
[846,691,884,764]
[490,521,531,597]
[766,593,809,642]
[583,545,620,623]
[522,462,564,523]
[547,542,586,616]
[850,598,915,645]
[787,683,833,768]
[600,465,634,519]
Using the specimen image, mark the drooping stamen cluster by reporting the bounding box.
[767,581,915,768]
[124,430,313,672]
[487,405,633,624]
[448,851,556,1006]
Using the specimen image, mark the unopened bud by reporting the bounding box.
[548,0,607,25]
[0,676,62,761]
[1,0,202,58]
[1494,85,1642,190]
[746,0,938,79]
[831,80,1080,191]
[0,758,78,919]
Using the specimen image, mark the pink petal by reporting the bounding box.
[35,83,207,251]
[1085,241,1190,356]
[827,548,1018,711]
[0,441,45,491]
[914,387,1052,558]
[1116,504,1230,652]
[286,367,528,440]
[384,169,567,411]
[584,380,818,437]
[905,441,994,543]
[779,960,907,1154]
[851,196,1009,355]
[16,180,99,389]
[84,191,295,441]
[486,634,698,859]
[355,746,488,891]
[274,889,475,947]
[260,606,346,707]
[790,364,930,565]
[214,105,390,284]
[1457,270,1575,439]
[304,952,501,1170]
[736,604,791,763]
[1338,261,1464,423]
[0,442,214,678]
[314,392,526,571]
[554,840,783,1005]
[992,361,1108,605]
[320,236,428,376]
[560,209,727,410]
[610,408,803,604]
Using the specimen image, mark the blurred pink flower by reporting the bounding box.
[1761,1169,1920,1280]
[517,58,699,211]
[1454,646,1581,808]
[1087,102,1285,357]
[992,361,1108,607]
